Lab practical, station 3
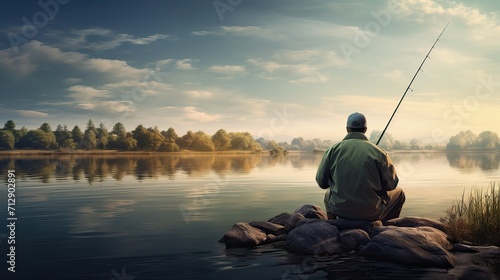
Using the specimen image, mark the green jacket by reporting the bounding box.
[316,132,399,220]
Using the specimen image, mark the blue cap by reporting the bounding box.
[347,112,367,128]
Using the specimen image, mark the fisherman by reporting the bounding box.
[315,112,405,223]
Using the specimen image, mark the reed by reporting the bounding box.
[440,182,500,246]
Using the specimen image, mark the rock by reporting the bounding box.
[327,219,383,235]
[268,212,291,226]
[457,266,498,280]
[294,204,328,220]
[359,226,455,268]
[249,221,286,236]
[264,233,287,244]
[284,213,305,233]
[222,222,267,248]
[452,243,480,253]
[295,218,323,228]
[385,216,448,233]
[285,221,342,255]
[339,229,370,251]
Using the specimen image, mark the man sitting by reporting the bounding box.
[315,112,405,223]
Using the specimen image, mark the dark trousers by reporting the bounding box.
[326,188,406,224]
[379,188,406,224]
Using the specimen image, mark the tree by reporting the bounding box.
[162,127,178,142]
[177,131,195,150]
[55,124,73,148]
[446,130,478,150]
[108,123,137,150]
[159,140,180,152]
[96,122,109,149]
[86,119,97,135]
[410,139,422,150]
[3,120,15,131]
[72,125,84,144]
[212,129,231,151]
[23,129,56,149]
[160,127,180,152]
[476,131,499,149]
[0,130,15,150]
[229,132,262,152]
[14,127,28,148]
[291,137,306,150]
[132,125,164,150]
[40,123,52,133]
[112,122,127,137]
[267,140,286,154]
[80,130,97,150]
[369,130,395,150]
[192,131,215,151]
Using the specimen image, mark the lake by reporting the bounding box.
[0,151,499,279]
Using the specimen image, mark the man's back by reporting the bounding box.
[316,132,399,220]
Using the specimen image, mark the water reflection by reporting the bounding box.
[1,151,498,183]
[0,153,324,184]
[446,151,500,172]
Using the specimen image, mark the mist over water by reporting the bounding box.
[0,151,499,279]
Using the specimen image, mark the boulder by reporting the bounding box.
[285,221,342,255]
[385,216,448,233]
[339,229,370,251]
[268,212,292,226]
[284,213,306,233]
[452,243,480,253]
[295,218,323,228]
[294,204,328,220]
[249,221,286,236]
[263,233,287,244]
[327,218,382,235]
[359,226,455,268]
[222,222,267,248]
[457,266,498,280]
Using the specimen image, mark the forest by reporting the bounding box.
[0,119,499,152]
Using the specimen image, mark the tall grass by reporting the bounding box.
[440,182,500,246]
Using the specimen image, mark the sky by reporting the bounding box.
[0,0,499,143]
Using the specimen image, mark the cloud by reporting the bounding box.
[248,58,321,83]
[176,59,196,70]
[372,69,405,83]
[208,65,246,75]
[66,85,135,113]
[13,110,49,118]
[191,25,263,36]
[272,50,321,63]
[67,85,108,101]
[153,59,174,69]
[0,41,148,79]
[247,49,346,84]
[77,101,135,113]
[55,27,175,51]
[183,90,213,99]
[63,77,84,85]
[289,74,329,84]
[400,0,498,28]
[162,106,222,122]
[182,106,222,122]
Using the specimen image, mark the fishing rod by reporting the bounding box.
[376,23,449,145]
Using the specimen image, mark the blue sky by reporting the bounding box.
[0,0,499,143]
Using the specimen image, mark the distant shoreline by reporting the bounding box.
[0,148,498,156]
[0,149,268,156]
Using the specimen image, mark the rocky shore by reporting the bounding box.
[220,204,500,279]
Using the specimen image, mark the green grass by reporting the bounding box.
[440,182,500,246]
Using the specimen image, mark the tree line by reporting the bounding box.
[1,119,497,152]
[446,130,500,150]
[0,120,263,152]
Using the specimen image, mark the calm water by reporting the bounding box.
[0,151,499,279]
